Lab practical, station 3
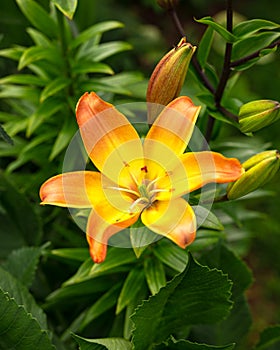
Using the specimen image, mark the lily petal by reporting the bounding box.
[86,207,139,263]
[141,198,196,248]
[144,96,201,162]
[157,151,244,198]
[40,171,104,208]
[76,92,143,183]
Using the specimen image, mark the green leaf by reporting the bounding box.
[207,108,239,127]
[2,245,47,288]
[191,294,251,347]
[27,97,64,136]
[153,239,188,272]
[77,41,132,61]
[81,71,144,96]
[50,248,89,262]
[71,61,114,75]
[51,0,77,20]
[40,77,71,102]
[195,16,237,43]
[6,132,55,173]
[0,84,40,101]
[200,244,252,297]
[49,118,76,160]
[144,257,166,295]
[131,254,233,350]
[194,206,224,231]
[0,124,13,144]
[45,276,114,308]
[0,46,25,61]
[254,325,280,350]
[191,245,253,346]
[154,336,235,349]
[0,172,42,246]
[232,32,280,61]
[196,27,214,69]
[89,248,137,279]
[27,27,52,46]
[0,74,46,86]
[18,46,62,70]
[72,334,132,350]
[16,0,58,38]
[188,229,224,252]
[130,222,158,258]
[80,283,122,330]
[0,288,55,350]
[233,19,280,38]
[70,21,124,49]
[64,248,136,286]
[0,267,48,330]
[116,268,145,314]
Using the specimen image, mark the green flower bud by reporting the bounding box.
[227,150,280,200]
[156,0,178,10]
[146,37,196,123]
[239,99,280,133]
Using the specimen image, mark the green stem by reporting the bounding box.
[201,193,229,205]
[56,9,74,97]
[230,38,280,68]
[168,8,185,37]
[168,3,237,146]
[205,0,233,143]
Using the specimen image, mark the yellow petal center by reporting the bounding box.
[103,161,174,217]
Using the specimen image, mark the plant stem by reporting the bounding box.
[168,8,185,37]
[205,0,233,143]
[56,9,74,97]
[169,8,216,94]
[168,3,237,145]
[201,193,229,204]
[230,38,280,68]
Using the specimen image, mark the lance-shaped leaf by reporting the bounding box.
[51,0,77,20]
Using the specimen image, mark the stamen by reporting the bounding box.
[145,172,170,192]
[105,186,139,197]
[123,161,139,186]
[129,197,150,213]
[149,188,172,194]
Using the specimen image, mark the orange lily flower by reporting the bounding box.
[40,92,243,263]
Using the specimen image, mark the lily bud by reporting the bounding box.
[147,37,196,123]
[156,0,178,10]
[239,99,280,133]
[227,150,280,200]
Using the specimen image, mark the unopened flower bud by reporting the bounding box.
[156,0,178,10]
[147,37,196,123]
[239,99,280,133]
[227,150,280,200]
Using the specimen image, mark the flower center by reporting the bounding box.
[104,163,173,215]
[128,179,157,213]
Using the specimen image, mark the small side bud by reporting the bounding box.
[227,150,280,200]
[156,0,178,10]
[239,99,280,133]
[147,37,196,123]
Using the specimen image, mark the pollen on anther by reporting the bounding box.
[141,166,148,173]
[123,161,130,167]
